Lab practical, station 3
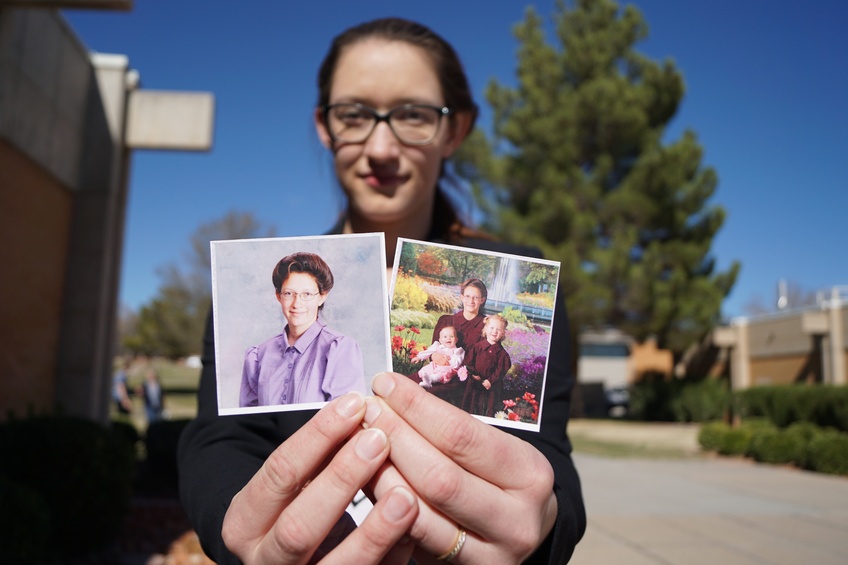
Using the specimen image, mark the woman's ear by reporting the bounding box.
[441,110,473,158]
[314,107,333,149]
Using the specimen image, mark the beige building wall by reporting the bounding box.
[0,140,73,415]
[749,354,810,386]
[714,291,847,390]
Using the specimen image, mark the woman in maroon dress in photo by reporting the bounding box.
[424,277,487,405]
[462,313,512,417]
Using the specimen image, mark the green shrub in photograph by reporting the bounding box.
[390,309,439,331]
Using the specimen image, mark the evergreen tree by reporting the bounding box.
[456,0,739,359]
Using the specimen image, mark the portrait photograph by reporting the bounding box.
[389,238,561,432]
[212,233,390,415]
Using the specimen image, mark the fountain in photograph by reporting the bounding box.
[490,258,520,303]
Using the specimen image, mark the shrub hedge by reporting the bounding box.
[735,385,848,432]
[630,381,848,433]
[0,473,50,564]
[805,430,848,475]
[0,415,135,560]
[629,376,729,423]
[698,418,848,476]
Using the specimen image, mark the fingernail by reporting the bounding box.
[355,428,387,461]
[336,392,364,418]
[381,486,416,523]
[371,372,395,398]
[364,397,382,425]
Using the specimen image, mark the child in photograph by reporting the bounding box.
[414,325,466,388]
[462,313,512,417]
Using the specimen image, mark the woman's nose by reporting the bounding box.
[363,121,401,160]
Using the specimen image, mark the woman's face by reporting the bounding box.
[315,39,468,226]
[276,272,327,333]
[484,318,506,344]
[460,285,484,315]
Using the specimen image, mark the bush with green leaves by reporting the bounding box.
[0,474,50,564]
[141,419,191,494]
[697,421,729,452]
[629,375,730,423]
[735,385,848,431]
[805,429,848,475]
[747,427,805,465]
[501,306,529,325]
[390,309,439,330]
[672,379,730,423]
[717,426,754,456]
[0,415,135,560]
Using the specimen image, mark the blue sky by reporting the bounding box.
[63,1,848,320]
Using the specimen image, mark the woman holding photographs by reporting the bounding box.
[240,252,366,407]
[178,17,585,565]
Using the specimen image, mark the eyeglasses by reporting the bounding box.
[322,103,451,145]
[280,290,320,302]
[462,294,483,302]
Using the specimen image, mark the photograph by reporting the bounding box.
[212,233,390,415]
[389,238,560,431]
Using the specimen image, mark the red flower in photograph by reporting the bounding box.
[409,326,420,334]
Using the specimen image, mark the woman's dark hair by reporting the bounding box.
[460,277,488,302]
[272,252,334,295]
[317,17,478,128]
[318,17,484,242]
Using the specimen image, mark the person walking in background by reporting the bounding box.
[112,359,134,415]
[140,367,165,424]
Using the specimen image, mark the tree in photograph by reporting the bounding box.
[455,0,739,359]
[123,210,275,358]
[439,247,497,284]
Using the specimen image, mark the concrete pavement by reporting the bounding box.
[569,453,848,564]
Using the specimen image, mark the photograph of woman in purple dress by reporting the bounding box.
[240,252,367,407]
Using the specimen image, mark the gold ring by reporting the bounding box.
[437,528,467,561]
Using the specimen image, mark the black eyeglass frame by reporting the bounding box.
[321,103,452,146]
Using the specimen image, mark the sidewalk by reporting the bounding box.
[569,452,848,564]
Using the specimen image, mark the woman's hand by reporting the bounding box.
[482,379,491,390]
[364,373,558,564]
[222,392,419,564]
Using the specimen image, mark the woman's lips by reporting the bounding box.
[362,172,407,189]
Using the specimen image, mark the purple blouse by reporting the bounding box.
[240,319,366,407]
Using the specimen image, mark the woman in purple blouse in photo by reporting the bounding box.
[240,252,366,407]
